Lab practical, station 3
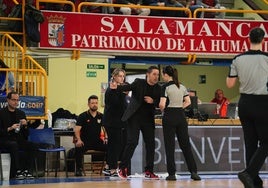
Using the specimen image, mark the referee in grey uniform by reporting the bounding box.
[226,27,268,188]
[159,66,201,181]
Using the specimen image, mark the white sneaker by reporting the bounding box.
[23,170,34,179]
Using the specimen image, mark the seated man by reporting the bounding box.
[116,0,150,16]
[165,0,203,18]
[142,0,165,16]
[184,89,200,118]
[195,0,226,19]
[188,89,202,104]
[74,95,107,176]
[211,89,229,118]
[0,91,39,179]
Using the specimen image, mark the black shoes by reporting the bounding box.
[23,170,34,179]
[75,168,83,177]
[166,173,200,181]
[166,175,177,181]
[254,175,263,188]
[238,171,255,188]
[191,172,201,181]
[102,168,119,177]
[15,170,25,180]
[15,170,35,180]
[110,171,119,177]
[102,168,111,176]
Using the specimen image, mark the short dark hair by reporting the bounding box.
[188,89,197,96]
[146,66,158,74]
[88,95,98,102]
[249,27,265,44]
[7,91,19,99]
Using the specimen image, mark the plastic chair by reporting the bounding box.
[28,128,68,178]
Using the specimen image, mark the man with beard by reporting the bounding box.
[74,95,107,176]
[110,66,161,179]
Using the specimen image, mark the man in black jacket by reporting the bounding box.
[110,66,161,179]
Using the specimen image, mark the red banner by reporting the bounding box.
[39,11,268,55]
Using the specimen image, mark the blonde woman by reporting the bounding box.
[103,68,128,177]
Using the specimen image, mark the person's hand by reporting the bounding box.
[19,119,27,126]
[144,96,153,104]
[75,139,84,147]
[109,80,117,89]
[11,123,21,130]
[159,104,165,111]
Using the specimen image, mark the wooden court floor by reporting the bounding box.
[1,173,268,188]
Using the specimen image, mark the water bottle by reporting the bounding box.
[47,109,52,128]
[234,106,239,119]
[40,119,46,129]
[15,122,21,133]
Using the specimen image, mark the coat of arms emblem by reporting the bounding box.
[47,15,66,47]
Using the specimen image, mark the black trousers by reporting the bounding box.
[0,138,38,178]
[106,127,126,169]
[239,94,268,179]
[119,113,155,173]
[162,108,197,176]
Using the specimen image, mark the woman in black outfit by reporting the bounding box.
[159,65,201,181]
[103,68,128,176]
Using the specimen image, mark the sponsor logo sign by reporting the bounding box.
[0,96,45,116]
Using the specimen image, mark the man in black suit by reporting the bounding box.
[110,66,161,179]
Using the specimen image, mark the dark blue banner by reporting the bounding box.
[0,96,45,116]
